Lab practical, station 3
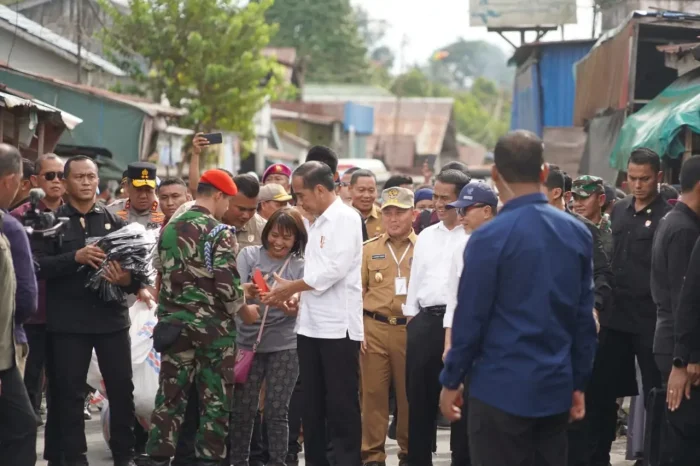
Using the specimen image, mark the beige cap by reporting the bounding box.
[381,187,414,210]
[259,183,292,203]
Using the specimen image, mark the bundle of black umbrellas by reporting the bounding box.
[83,223,158,302]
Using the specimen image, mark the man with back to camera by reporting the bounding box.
[9,157,34,210]
[650,156,700,464]
[0,143,39,466]
[440,130,597,466]
[592,149,671,466]
[263,161,364,466]
[11,152,65,425]
[36,155,147,466]
[350,169,384,238]
[402,169,470,466]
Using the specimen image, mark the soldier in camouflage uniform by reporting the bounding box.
[146,169,244,466]
[572,175,613,258]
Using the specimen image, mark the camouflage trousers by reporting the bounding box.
[146,334,235,460]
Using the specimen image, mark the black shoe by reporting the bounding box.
[114,460,137,466]
[285,453,299,466]
[436,414,450,430]
[133,455,150,466]
[363,462,386,466]
[148,458,170,466]
[197,460,221,466]
[65,460,89,466]
[47,462,65,466]
[388,417,397,440]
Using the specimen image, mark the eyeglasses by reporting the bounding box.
[41,171,64,181]
[457,203,487,217]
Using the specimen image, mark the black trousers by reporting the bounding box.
[45,330,135,462]
[654,355,700,465]
[288,376,303,456]
[0,364,37,466]
[468,397,569,466]
[586,328,662,466]
[297,334,361,466]
[23,323,47,413]
[406,311,445,466]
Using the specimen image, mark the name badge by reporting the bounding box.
[395,277,408,296]
[372,254,386,260]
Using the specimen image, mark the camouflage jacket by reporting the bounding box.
[157,205,243,337]
[597,213,613,259]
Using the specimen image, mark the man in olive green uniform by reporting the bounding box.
[572,175,613,258]
[146,169,243,466]
[361,187,416,465]
[108,162,165,230]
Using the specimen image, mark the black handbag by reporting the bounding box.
[152,321,184,352]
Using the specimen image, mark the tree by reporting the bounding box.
[427,39,513,89]
[266,0,371,83]
[100,0,284,139]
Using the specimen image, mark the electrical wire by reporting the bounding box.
[6,2,20,65]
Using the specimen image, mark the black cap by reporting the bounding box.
[127,162,157,189]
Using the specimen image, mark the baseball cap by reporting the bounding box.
[572,175,604,198]
[259,183,292,203]
[448,182,498,209]
[415,188,433,203]
[199,169,238,196]
[380,187,414,210]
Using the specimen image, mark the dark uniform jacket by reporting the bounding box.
[36,202,142,334]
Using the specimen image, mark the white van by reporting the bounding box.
[337,158,391,186]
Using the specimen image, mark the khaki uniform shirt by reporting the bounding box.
[236,213,266,252]
[363,204,385,238]
[107,199,165,231]
[362,232,417,318]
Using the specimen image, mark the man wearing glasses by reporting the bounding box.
[11,153,66,426]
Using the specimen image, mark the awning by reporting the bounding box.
[0,90,82,130]
[610,66,700,170]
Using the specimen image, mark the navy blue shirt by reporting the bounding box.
[440,193,597,418]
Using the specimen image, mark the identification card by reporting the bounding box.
[394,277,408,296]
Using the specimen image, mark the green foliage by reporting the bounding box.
[99,0,285,139]
[427,39,514,89]
[266,0,371,83]
[391,68,510,149]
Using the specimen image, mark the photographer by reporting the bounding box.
[36,155,145,466]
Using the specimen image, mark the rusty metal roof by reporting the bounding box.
[657,42,700,54]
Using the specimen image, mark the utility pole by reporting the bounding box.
[392,34,408,163]
[76,0,82,84]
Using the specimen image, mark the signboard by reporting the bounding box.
[470,0,577,28]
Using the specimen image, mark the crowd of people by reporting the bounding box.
[0,128,699,466]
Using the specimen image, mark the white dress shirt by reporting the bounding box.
[297,197,364,341]
[403,222,468,318]
[444,234,470,328]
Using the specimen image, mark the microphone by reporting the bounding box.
[29,188,46,205]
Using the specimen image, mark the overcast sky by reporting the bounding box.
[352,0,599,70]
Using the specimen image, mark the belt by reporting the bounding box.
[419,305,446,316]
[363,310,408,326]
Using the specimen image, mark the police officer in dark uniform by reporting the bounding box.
[108,162,164,230]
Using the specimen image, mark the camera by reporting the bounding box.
[21,188,68,244]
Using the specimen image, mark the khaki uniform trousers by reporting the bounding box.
[15,342,29,377]
[361,316,409,463]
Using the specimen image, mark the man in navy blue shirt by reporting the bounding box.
[439,130,597,466]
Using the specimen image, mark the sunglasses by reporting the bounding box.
[457,203,487,217]
[41,171,65,181]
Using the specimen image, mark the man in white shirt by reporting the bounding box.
[264,160,364,466]
[403,169,471,466]
[442,181,498,466]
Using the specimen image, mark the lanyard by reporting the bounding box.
[387,243,411,277]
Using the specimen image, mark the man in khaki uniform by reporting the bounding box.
[351,169,385,238]
[361,187,416,466]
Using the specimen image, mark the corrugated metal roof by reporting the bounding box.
[303,84,394,100]
[0,87,82,129]
[657,42,700,54]
[0,4,126,76]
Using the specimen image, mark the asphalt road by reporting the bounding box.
[35,416,636,466]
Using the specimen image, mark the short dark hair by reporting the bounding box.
[158,177,187,191]
[435,169,471,197]
[34,153,62,175]
[343,166,361,177]
[545,168,565,191]
[306,146,338,174]
[440,161,470,177]
[20,158,33,180]
[233,174,260,198]
[494,130,544,183]
[661,183,680,201]
[350,169,376,186]
[293,161,335,192]
[384,174,413,189]
[64,155,97,178]
[628,148,661,173]
[261,207,308,257]
[564,172,572,193]
[0,144,21,177]
[196,183,221,197]
[679,157,700,193]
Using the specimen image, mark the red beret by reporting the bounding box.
[199,169,238,196]
[262,163,292,182]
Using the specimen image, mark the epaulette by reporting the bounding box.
[151,211,166,223]
[363,236,380,246]
[116,210,128,221]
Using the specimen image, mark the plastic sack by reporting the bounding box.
[87,300,161,423]
[100,399,151,448]
[83,223,157,302]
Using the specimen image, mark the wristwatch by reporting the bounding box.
[673,356,687,369]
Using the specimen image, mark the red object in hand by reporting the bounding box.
[253,268,269,293]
